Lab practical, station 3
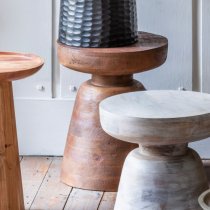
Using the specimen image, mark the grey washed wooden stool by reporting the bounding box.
[99,90,210,210]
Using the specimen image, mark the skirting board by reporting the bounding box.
[14,98,210,158]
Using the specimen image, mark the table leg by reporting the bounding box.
[0,82,24,210]
[61,75,145,191]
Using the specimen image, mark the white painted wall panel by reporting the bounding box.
[136,0,193,91]
[0,0,52,98]
[15,99,73,155]
[54,0,91,99]
[60,69,90,98]
[52,0,62,98]
[202,0,210,93]
[190,0,210,157]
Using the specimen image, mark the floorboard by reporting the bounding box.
[21,157,53,209]
[30,157,72,210]
[20,157,210,210]
[98,192,117,210]
[64,188,103,210]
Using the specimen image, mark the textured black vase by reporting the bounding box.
[58,0,138,48]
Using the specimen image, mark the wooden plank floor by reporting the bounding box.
[21,157,210,210]
[20,157,117,210]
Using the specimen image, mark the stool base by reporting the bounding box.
[115,146,208,210]
[61,75,144,191]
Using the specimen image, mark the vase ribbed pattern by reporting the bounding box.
[58,0,138,48]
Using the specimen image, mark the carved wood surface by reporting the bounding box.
[100,90,210,210]
[61,77,144,191]
[114,148,208,210]
[58,32,168,191]
[0,52,44,81]
[0,82,24,210]
[58,32,168,75]
[100,90,210,145]
[0,52,43,209]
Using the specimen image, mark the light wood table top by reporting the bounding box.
[100,90,210,145]
[0,52,44,81]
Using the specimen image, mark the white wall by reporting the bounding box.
[0,0,53,98]
[1,0,210,157]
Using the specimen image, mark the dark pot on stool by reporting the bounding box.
[58,0,138,47]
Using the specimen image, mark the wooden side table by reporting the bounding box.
[0,52,43,210]
[58,32,168,191]
[100,90,210,210]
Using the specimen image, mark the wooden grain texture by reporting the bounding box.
[98,192,117,210]
[16,157,210,210]
[30,157,72,210]
[115,148,208,210]
[58,31,168,191]
[21,157,53,209]
[58,32,168,75]
[0,52,43,210]
[0,52,44,81]
[100,90,210,145]
[0,82,24,210]
[0,157,9,210]
[64,188,103,210]
[61,77,143,191]
[99,90,210,210]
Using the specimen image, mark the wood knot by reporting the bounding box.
[5,144,12,148]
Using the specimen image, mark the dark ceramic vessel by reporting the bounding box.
[58,0,138,48]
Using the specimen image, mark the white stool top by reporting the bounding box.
[99,91,210,145]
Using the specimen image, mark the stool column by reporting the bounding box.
[115,144,208,210]
[139,144,188,156]
[0,82,24,210]
[61,75,145,191]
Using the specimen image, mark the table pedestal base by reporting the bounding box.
[61,75,144,191]
[115,145,208,210]
[0,82,24,210]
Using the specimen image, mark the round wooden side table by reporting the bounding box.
[57,32,168,191]
[100,90,210,210]
[0,52,43,210]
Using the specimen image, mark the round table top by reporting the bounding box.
[0,52,44,81]
[58,32,168,76]
[99,90,210,145]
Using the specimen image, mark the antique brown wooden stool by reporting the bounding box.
[57,32,168,191]
[0,52,43,210]
[100,90,210,210]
